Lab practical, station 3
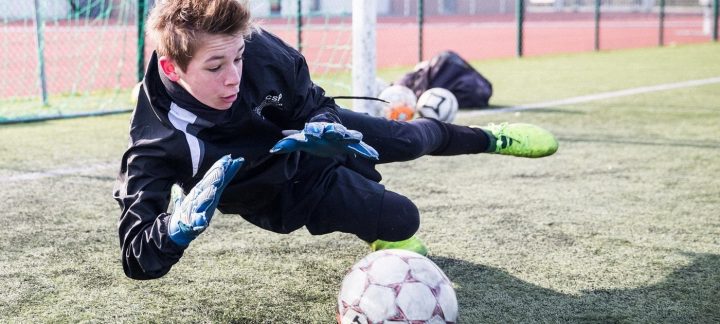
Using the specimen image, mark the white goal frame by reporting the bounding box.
[352,0,378,115]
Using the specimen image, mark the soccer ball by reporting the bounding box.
[378,85,417,121]
[416,88,459,123]
[337,249,458,324]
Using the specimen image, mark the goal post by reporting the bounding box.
[352,0,378,115]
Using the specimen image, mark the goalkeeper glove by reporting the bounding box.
[167,155,243,246]
[270,122,379,160]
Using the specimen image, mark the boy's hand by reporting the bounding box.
[270,122,379,160]
[168,155,243,246]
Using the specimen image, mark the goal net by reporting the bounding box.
[0,0,368,123]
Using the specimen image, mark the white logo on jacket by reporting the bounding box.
[253,93,283,118]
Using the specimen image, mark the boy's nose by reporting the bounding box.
[225,65,241,86]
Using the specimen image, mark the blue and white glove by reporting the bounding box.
[168,155,243,246]
[270,122,379,160]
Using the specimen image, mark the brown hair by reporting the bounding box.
[147,0,253,71]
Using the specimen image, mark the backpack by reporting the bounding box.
[395,50,493,109]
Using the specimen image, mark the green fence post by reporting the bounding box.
[297,0,303,53]
[137,0,147,82]
[714,0,719,41]
[418,0,424,62]
[594,0,601,51]
[516,0,524,57]
[658,0,665,46]
[33,0,48,106]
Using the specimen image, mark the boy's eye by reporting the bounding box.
[234,56,243,63]
[208,65,221,72]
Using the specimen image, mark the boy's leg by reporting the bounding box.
[338,109,558,162]
[339,109,489,163]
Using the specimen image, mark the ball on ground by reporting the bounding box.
[337,249,458,323]
[416,87,459,123]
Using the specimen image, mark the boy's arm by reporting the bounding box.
[114,149,242,280]
[271,54,378,159]
[113,147,184,280]
[288,54,342,125]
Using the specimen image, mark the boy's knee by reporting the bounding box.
[375,191,420,242]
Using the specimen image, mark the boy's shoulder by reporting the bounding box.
[245,28,302,62]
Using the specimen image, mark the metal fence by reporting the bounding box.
[1,0,141,122]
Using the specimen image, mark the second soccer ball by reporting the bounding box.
[416,88,459,123]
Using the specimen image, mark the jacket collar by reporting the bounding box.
[147,51,232,126]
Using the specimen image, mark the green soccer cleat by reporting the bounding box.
[481,122,558,158]
[370,235,428,256]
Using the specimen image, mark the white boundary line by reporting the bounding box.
[459,77,720,116]
[5,162,117,183]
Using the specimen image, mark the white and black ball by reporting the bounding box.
[416,88,459,123]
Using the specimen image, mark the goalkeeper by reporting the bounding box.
[113,0,558,280]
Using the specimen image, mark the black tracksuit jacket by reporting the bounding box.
[113,29,350,280]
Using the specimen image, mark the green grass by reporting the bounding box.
[475,42,720,106]
[1,43,719,323]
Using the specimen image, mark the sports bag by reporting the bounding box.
[395,50,493,109]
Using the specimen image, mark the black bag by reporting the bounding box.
[395,50,493,109]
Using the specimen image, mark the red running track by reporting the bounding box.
[1,13,712,97]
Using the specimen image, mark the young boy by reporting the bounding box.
[113,0,558,280]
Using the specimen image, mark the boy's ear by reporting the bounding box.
[159,56,181,82]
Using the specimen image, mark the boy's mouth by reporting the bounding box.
[221,93,237,103]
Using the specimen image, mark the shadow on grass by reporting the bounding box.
[432,253,720,323]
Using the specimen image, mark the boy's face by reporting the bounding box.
[160,33,245,110]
